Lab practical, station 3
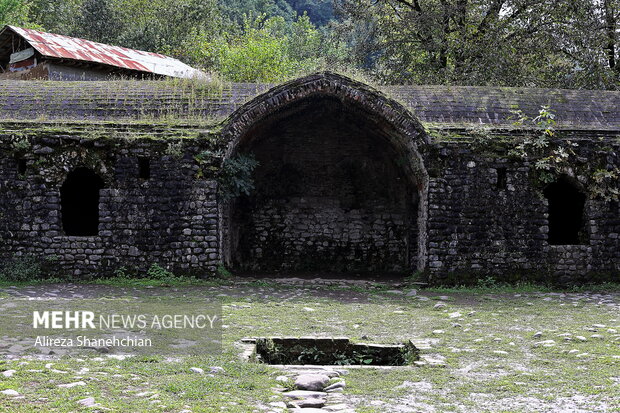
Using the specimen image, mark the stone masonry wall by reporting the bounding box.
[1,127,618,283]
[0,134,220,277]
[236,197,415,272]
[424,138,620,284]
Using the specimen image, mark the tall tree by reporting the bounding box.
[28,0,81,34]
[334,0,620,89]
[219,0,295,25]
[0,0,30,27]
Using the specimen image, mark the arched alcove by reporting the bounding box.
[544,175,587,245]
[61,167,105,236]
[220,73,429,275]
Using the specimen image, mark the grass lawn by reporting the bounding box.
[0,278,618,412]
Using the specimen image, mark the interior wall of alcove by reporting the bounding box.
[225,96,424,275]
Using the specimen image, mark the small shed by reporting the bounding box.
[0,25,204,80]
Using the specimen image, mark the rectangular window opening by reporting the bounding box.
[138,157,151,180]
[17,158,27,175]
[496,167,507,190]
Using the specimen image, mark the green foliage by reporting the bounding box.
[507,106,576,185]
[27,0,80,34]
[590,168,620,202]
[26,0,222,61]
[0,255,42,282]
[187,13,327,82]
[297,345,327,364]
[10,0,620,89]
[216,265,233,278]
[334,0,620,89]
[257,339,416,366]
[218,0,294,26]
[287,0,334,26]
[0,0,31,27]
[406,270,427,284]
[95,268,218,287]
[476,275,499,290]
[10,135,31,153]
[100,263,212,287]
[113,265,131,279]
[219,15,297,82]
[165,140,184,158]
[146,263,175,281]
[280,376,296,391]
[217,153,259,201]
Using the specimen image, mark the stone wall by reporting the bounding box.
[1,71,619,284]
[424,138,620,284]
[1,131,618,283]
[0,134,220,277]
[235,197,415,272]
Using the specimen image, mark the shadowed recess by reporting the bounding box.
[61,167,105,236]
[544,175,586,245]
[229,95,422,273]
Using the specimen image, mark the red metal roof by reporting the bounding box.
[3,25,203,78]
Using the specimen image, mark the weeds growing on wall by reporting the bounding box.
[467,105,620,201]
[194,151,258,201]
[507,105,573,184]
[216,153,259,201]
[10,135,31,154]
[165,140,185,158]
[591,168,620,202]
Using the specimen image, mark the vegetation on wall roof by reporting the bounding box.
[2,73,620,132]
[0,119,220,141]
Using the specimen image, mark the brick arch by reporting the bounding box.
[223,72,429,182]
[220,72,430,272]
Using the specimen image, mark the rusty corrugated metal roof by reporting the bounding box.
[3,25,204,79]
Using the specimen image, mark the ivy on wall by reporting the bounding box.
[194,150,258,200]
[466,105,620,202]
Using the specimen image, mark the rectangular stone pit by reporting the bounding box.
[251,337,420,366]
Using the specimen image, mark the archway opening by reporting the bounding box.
[61,167,104,236]
[228,95,424,275]
[544,175,586,245]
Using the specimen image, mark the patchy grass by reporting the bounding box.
[0,354,277,412]
[0,280,618,412]
[90,277,219,288]
[423,282,620,294]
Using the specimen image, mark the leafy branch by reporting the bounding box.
[194,151,259,201]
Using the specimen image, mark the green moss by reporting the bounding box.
[0,119,221,142]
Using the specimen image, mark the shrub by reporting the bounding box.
[0,255,43,282]
[146,263,175,280]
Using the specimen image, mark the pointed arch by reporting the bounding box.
[222,72,429,188]
[220,72,430,274]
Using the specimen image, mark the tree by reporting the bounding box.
[74,0,122,44]
[0,0,31,27]
[334,0,620,89]
[186,13,330,82]
[111,0,222,54]
[27,0,222,57]
[553,0,620,88]
[287,0,335,26]
[28,0,81,34]
[219,0,295,25]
